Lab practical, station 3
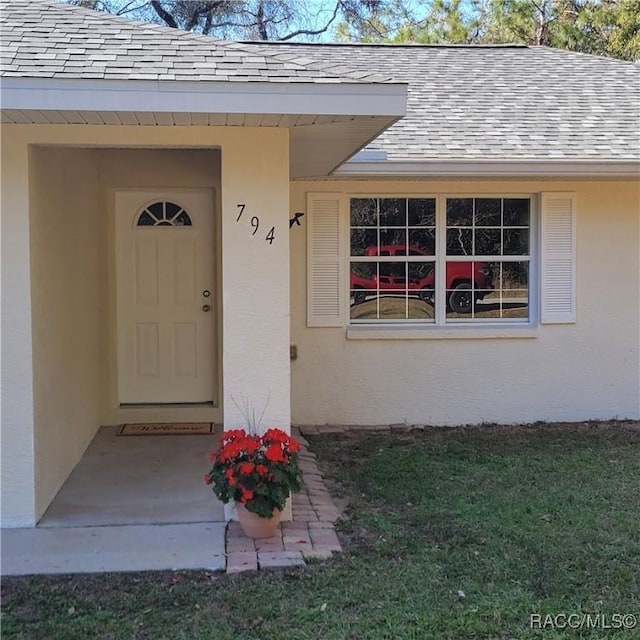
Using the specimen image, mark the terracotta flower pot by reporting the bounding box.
[236,502,282,539]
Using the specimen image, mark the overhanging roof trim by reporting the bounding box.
[333,158,640,178]
[0,77,407,117]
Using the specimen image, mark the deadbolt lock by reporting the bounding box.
[202,290,211,298]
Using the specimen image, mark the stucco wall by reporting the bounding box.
[290,179,640,426]
[29,147,103,518]
[1,129,36,526]
[219,131,291,431]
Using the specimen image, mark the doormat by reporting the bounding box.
[119,423,214,436]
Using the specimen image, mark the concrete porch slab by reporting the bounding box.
[1,522,226,575]
[39,426,223,527]
[1,425,227,577]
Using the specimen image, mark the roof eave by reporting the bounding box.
[0,76,407,118]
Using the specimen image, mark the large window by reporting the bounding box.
[349,196,531,324]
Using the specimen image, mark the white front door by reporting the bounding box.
[116,190,215,404]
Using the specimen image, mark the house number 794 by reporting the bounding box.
[236,204,275,245]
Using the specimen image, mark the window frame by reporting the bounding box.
[346,193,539,329]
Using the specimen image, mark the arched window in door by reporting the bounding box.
[136,201,192,227]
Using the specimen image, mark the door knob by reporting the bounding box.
[202,304,211,312]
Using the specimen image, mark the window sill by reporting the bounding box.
[346,324,539,340]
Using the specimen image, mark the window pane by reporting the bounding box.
[475,198,501,227]
[408,198,435,226]
[350,198,377,226]
[470,289,500,319]
[483,261,501,290]
[503,228,529,255]
[137,211,155,226]
[379,228,406,251]
[351,229,377,256]
[166,202,182,219]
[350,261,375,281]
[374,298,405,319]
[503,199,530,226]
[407,299,435,319]
[447,228,472,255]
[353,298,379,319]
[410,294,435,317]
[148,202,164,219]
[379,198,406,227]
[350,262,376,307]
[446,282,475,316]
[475,228,501,255]
[447,198,473,226]
[174,211,192,226]
[351,296,379,319]
[502,289,529,318]
[408,229,436,255]
[378,261,407,289]
[502,261,529,289]
[408,261,435,285]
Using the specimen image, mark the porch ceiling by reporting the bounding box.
[2,111,400,180]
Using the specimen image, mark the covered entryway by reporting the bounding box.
[18,145,226,528]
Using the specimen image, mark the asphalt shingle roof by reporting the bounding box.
[0,0,391,83]
[248,42,640,161]
[1,1,638,161]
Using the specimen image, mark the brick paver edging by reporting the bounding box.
[224,429,342,574]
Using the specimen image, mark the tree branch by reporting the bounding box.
[115,1,146,16]
[203,11,214,35]
[149,0,178,28]
[185,1,226,32]
[278,1,341,41]
[256,0,269,39]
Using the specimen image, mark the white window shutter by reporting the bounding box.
[540,192,576,324]
[307,193,345,327]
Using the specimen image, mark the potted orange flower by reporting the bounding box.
[204,428,303,538]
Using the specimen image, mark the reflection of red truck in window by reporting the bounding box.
[351,245,493,313]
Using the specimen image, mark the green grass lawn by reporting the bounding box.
[2,421,639,640]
